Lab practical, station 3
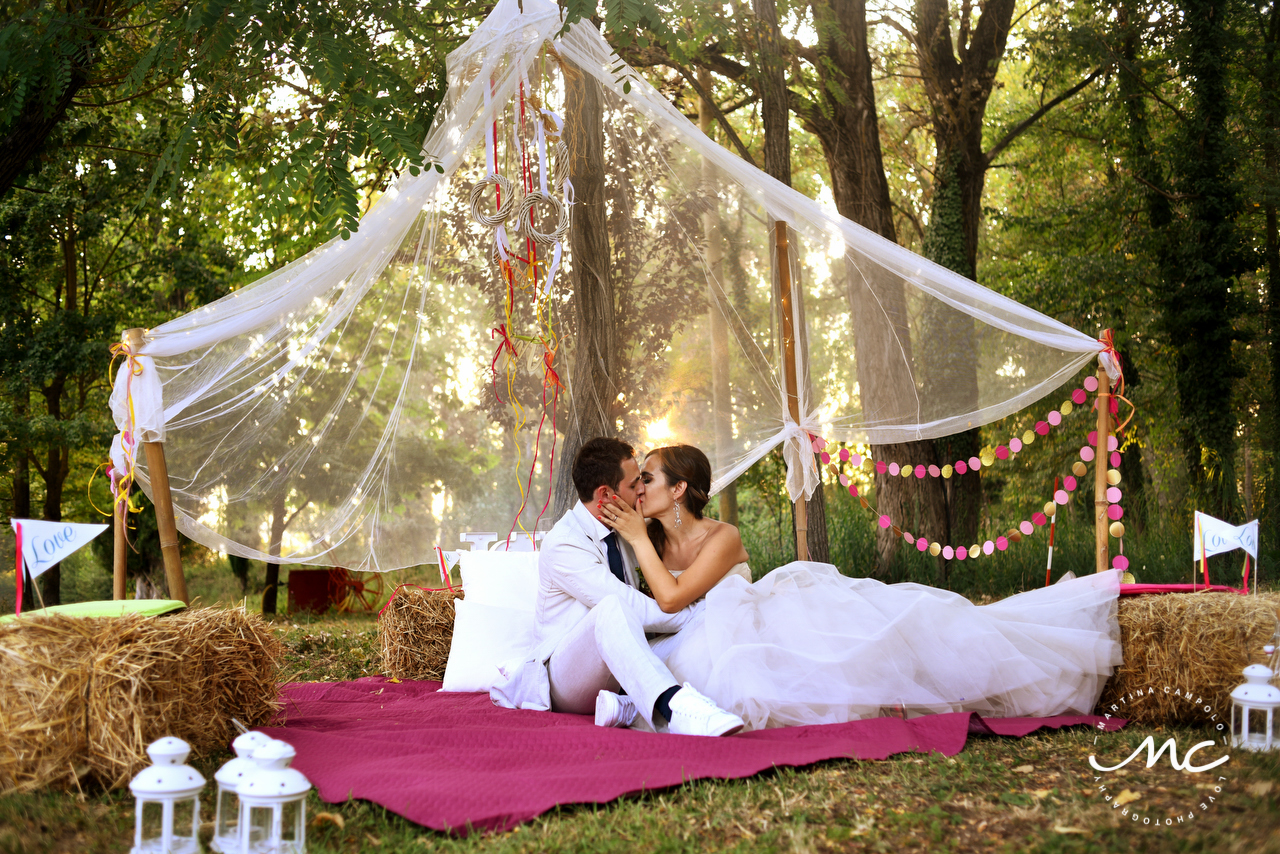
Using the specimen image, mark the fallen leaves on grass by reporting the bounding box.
[1113,789,1141,806]
[1246,780,1273,797]
[1013,765,1035,774]
[313,812,345,830]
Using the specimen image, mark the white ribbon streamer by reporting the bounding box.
[1098,349,1122,386]
[484,82,496,175]
[779,414,825,502]
[110,354,166,444]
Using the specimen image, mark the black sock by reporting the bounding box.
[653,685,681,723]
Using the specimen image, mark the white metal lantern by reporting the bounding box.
[1230,661,1280,752]
[128,737,206,854]
[211,731,273,853]
[236,739,312,854]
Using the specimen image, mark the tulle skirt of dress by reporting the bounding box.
[663,562,1123,731]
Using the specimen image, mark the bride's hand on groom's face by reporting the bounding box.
[600,495,646,544]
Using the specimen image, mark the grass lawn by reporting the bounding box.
[2,610,1279,853]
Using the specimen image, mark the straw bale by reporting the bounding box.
[378,587,463,680]
[0,606,282,793]
[1102,592,1280,725]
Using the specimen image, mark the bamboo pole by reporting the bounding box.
[775,221,808,561]
[113,495,127,600]
[1094,364,1111,574]
[123,327,189,604]
[143,442,188,603]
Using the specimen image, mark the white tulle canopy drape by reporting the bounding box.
[110,0,1105,571]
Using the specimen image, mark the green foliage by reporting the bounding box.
[559,0,674,52]
[1,0,486,237]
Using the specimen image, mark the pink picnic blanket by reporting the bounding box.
[259,678,1123,835]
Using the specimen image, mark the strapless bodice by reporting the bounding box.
[668,562,752,595]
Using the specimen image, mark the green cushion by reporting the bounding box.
[0,599,187,623]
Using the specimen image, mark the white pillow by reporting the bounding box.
[440,600,535,693]
[458,550,539,612]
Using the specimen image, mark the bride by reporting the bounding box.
[599,444,1123,731]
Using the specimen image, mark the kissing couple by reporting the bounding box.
[492,437,1123,734]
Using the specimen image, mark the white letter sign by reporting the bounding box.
[10,519,109,579]
[1193,512,1259,562]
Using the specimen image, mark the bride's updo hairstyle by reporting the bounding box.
[645,444,712,557]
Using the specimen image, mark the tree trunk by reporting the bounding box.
[136,574,163,600]
[1262,0,1280,546]
[229,554,252,595]
[919,150,981,567]
[39,440,69,607]
[698,71,739,527]
[1166,0,1244,518]
[753,0,791,187]
[264,492,286,615]
[1117,0,1244,517]
[748,3,830,561]
[14,433,36,612]
[32,209,82,606]
[913,0,1016,568]
[554,60,618,517]
[797,0,940,577]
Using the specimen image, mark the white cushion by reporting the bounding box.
[458,550,539,612]
[440,600,535,693]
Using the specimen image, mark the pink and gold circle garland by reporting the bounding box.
[812,374,1132,569]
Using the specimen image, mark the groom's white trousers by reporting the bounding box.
[546,594,688,728]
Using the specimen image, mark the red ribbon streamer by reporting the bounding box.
[377,579,458,620]
[541,341,562,390]
[490,325,519,403]
[437,545,455,592]
[14,522,22,616]
[1098,329,1124,396]
[1095,330,1136,436]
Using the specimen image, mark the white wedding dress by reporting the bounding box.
[662,562,1122,731]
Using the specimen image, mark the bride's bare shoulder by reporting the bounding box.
[704,518,741,541]
[704,518,748,561]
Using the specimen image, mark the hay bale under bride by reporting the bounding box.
[0,607,282,793]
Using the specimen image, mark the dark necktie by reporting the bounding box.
[603,532,628,586]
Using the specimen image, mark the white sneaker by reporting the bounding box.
[595,690,638,728]
[665,684,744,737]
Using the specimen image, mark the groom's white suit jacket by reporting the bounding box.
[489,500,694,710]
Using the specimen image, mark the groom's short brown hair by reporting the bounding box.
[573,437,635,502]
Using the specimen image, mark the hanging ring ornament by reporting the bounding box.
[469,174,517,227]
[516,190,570,245]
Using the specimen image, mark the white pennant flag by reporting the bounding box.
[10,519,109,579]
[1193,511,1259,562]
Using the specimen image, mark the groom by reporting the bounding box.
[493,437,742,736]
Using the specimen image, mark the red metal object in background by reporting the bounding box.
[334,568,384,613]
[287,567,386,614]
[287,568,346,614]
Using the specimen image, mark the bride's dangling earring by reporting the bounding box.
[674,502,683,527]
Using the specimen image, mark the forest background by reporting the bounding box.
[1,0,1276,611]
